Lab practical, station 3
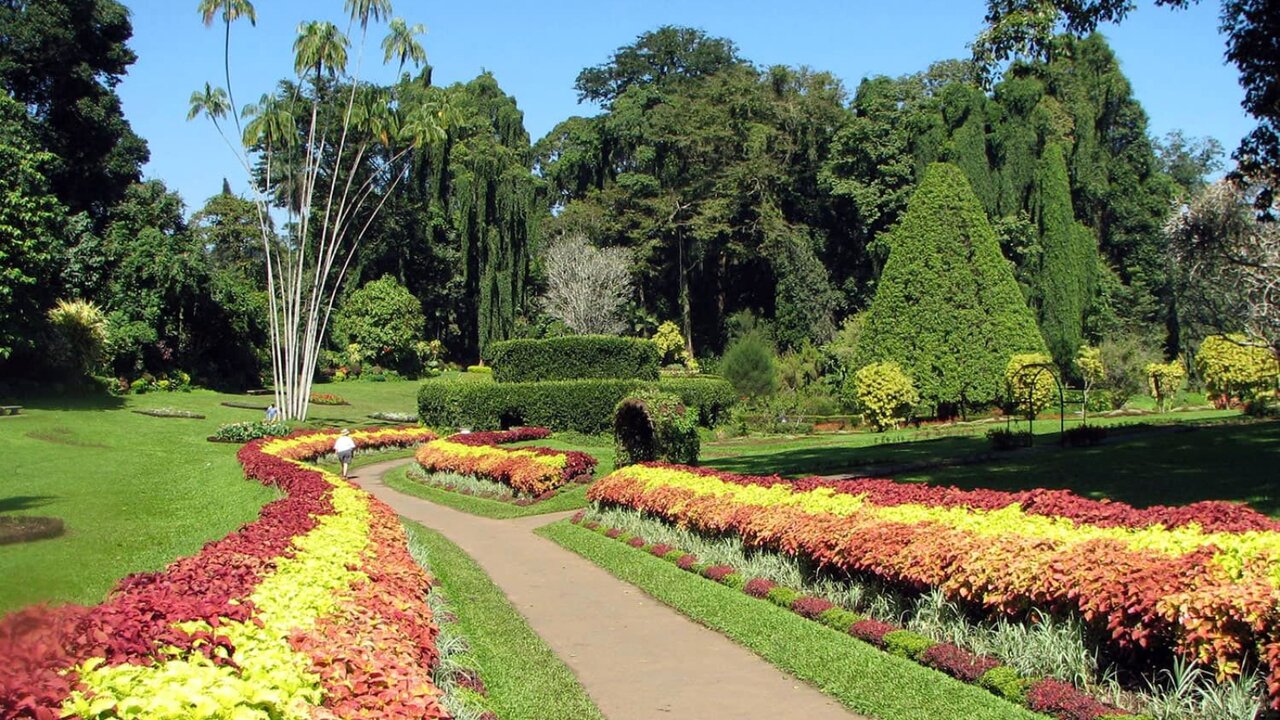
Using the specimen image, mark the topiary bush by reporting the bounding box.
[846,362,919,431]
[482,336,660,383]
[614,390,700,468]
[418,377,734,434]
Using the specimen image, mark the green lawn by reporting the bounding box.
[901,420,1280,514]
[539,521,1047,720]
[402,520,604,720]
[0,380,423,613]
[701,409,1240,476]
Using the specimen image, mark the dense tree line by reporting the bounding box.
[0,2,1255,401]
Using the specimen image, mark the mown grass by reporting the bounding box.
[385,465,592,519]
[0,380,424,613]
[401,520,604,720]
[539,520,1048,720]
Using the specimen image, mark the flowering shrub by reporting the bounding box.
[414,428,595,496]
[588,462,1280,708]
[0,426,443,720]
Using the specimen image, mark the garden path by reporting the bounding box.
[352,458,865,720]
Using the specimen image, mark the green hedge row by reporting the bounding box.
[418,377,736,434]
[482,336,660,383]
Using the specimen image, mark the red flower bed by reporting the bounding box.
[0,427,443,720]
[447,427,551,446]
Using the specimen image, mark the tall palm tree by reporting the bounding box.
[197,0,256,132]
[381,18,426,75]
[294,21,350,88]
[187,82,230,124]
[345,0,393,32]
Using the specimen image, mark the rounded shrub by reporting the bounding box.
[1004,353,1057,417]
[1195,334,1278,406]
[1146,359,1186,412]
[482,336,660,383]
[614,390,700,467]
[846,362,918,431]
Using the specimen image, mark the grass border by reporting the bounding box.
[385,465,591,519]
[538,519,1050,720]
[400,519,603,720]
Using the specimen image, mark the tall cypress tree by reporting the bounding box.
[854,162,1046,411]
[1032,143,1097,368]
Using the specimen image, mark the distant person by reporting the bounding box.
[265,403,279,423]
[334,429,356,479]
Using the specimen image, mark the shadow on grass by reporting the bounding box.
[0,392,126,412]
[0,495,58,512]
[901,422,1280,515]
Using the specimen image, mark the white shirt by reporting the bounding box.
[334,435,356,454]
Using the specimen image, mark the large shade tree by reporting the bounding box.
[188,0,442,419]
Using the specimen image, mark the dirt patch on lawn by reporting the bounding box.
[24,427,108,449]
[0,516,65,545]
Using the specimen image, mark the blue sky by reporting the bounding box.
[117,0,1249,212]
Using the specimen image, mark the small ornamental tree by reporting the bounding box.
[1005,353,1057,418]
[1195,334,1279,406]
[653,320,697,370]
[849,362,919,432]
[1147,359,1187,413]
[1075,345,1105,424]
[47,299,108,378]
[854,162,1047,412]
[720,331,778,401]
[332,275,425,373]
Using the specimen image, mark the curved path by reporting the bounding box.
[352,459,864,720]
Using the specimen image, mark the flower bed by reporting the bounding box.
[0,426,444,719]
[588,463,1280,709]
[569,511,1145,720]
[414,428,596,497]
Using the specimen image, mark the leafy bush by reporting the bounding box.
[1004,353,1057,417]
[419,377,735,434]
[483,336,660,383]
[719,331,777,400]
[1099,334,1160,408]
[987,428,1032,451]
[368,411,419,423]
[466,365,492,375]
[653,320,697,370]
[846,362,919,431]
[614,390,700,467]
[1195,334,1278,406]
[1244,395,1280,418]
[1146,359,1186,412]
[331,275,426,373]
[212,421,291,443]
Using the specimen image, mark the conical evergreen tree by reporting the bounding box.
[854,162,1046,411]
[1033,142,1096,368]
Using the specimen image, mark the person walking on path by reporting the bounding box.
[265,403,279,422]
[333,429,356,478]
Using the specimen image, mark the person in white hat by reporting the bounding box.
[333,429,356,479]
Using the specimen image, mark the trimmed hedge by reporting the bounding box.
[419,377,735,434]
[483,336,660,383]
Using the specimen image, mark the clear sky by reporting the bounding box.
[116,0,1249,212]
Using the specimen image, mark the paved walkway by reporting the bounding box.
[351,459,864,720]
